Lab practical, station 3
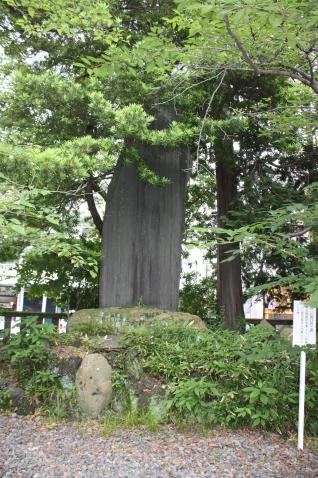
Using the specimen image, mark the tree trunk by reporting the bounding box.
[99,109,191,310]
[215,137,244,328]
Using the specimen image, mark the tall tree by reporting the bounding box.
[0,68,193,312]
[214,137,244,326]
[0,0,196,311]
[2,0,317,322]
[101,107,191,308]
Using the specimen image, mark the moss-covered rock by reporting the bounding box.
[52,346,85,388]
[67,307,207,334]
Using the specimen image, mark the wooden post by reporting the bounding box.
[3,316,11,343]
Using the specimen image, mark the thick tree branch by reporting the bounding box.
[223,15,318,95]
[91,180,108,202]
[288,227,311,238]
[296,44,316,85]
[85,180,103,236]
[224,15,257,72]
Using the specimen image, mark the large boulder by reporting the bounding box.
[75,353,112,418]
[67,307,207,334]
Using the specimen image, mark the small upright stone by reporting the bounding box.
[75,353,112,418]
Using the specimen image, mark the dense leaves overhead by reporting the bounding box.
[0,0,317,316]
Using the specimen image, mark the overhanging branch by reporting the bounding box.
[223,15,318,95]
[85,179,103,236]
[288,227,311,238]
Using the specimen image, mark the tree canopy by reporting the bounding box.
[0,0,317,325]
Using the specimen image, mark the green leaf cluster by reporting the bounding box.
[125,324,318,434]
[1,318,81,418]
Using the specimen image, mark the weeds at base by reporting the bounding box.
[102,409,161,435]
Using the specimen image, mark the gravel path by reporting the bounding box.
[0,414,317,478]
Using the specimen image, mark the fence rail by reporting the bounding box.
[0,311,68,319]
[0,311,68,341]
[246,317,293,326]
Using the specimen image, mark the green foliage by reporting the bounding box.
[1,0,116,42]
[1,319,81,418]
[125,324,318,434]
[114,104,154,138]
[172,0,318,95]
[167,378,219,424]
[103,359,165,433]
[52,331,82,347]
[241,382,278,428]
[0,144,102,305]
[31,379,80,420]
[179,273,217,325]
[2,319,55,384]
[103,408,161,435]
[198,183,318,306]
[0,389,12,412]
[16,235,101,308]
[26,369,62,403]
[74,319,113,337]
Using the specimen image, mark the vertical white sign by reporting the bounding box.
[41,295,47,313]
[293,301,317,451]
[12,286,25,334]
[16,286,24,312]
[293,301,316,346]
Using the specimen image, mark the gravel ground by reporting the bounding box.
[0,414,317,478]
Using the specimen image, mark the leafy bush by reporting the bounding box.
[2,319,55,384]
[26,369,62,403]
[1,319,81,418]
[52,330,82,347]
[0,389,12,412]
[167,378,220,424]
[73,319,113,337]
[179,273,218,326]
[125,324,318,435]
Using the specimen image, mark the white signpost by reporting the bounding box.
[293,301,316,451]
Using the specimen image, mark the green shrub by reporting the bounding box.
[167,378,220,424]
[0,389,12,412]
[52,331,82,347]
[26,369,62,403]
[41,385,81,420]
[72,319,113,337]
[179,273,218,326]
[2,319,55,385]
[1,319,82,419]
[124,323,318,435]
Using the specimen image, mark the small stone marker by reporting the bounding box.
[75,353,112,418]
